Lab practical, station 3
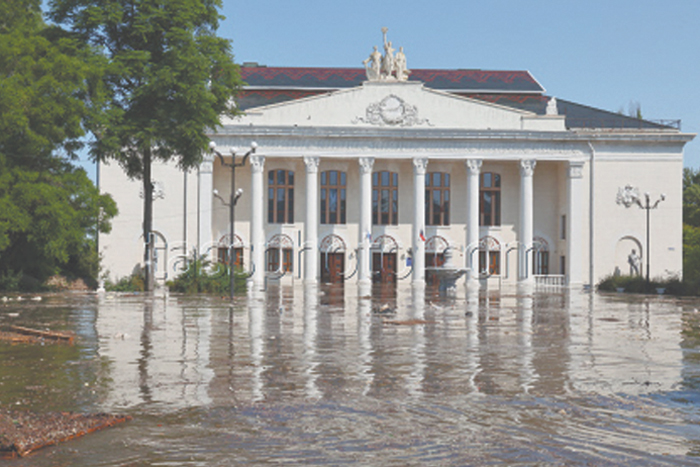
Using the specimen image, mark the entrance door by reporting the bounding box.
[372,252,397,284]
[425,253,445,287]
[321,252,345,284]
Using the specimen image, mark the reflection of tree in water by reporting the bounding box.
[138,301,153,404]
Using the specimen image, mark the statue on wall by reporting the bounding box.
[628,249,641,276]
[363,28,410,82]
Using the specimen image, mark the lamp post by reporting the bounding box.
[618,186,665,290]
[209,141,257,299]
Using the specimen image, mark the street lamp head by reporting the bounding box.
[209,141,216,150]
[661,193,666,201]
[230,147,238,156]
[235,188,243,197]
[251,141,258,151]
[213,189,219,195]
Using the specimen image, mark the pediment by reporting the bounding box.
[225,81,565,132]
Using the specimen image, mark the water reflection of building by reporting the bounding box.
[93,285,685,411]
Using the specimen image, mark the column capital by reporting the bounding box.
[568,160,585,179]
[303,156,320,173]
[358,157,375,174]
[519,159,537,177]
[412,157,428,174]
[250,154,266,174]
[465,158,483,174]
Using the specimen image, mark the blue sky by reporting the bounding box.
[77,0,700,178]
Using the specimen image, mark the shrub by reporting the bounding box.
[166,254,247,295]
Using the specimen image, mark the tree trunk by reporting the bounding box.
[143,147,154,292]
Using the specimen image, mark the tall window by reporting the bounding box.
[425,172,450,226]
[268,170,294,224]
[372,171,398,225]
[321,170,347,224]
[480,172,501,226]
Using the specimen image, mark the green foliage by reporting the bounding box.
[104,271,145,292]
[48,0,242,290]
[598,274,700,295]
[597,273,697,296]
[167,253,247,295]
[0,2,116,291]
[684,168,700,227]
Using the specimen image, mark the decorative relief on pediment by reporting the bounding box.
[353,94,432,127]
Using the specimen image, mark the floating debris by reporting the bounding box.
[0,410,131,458]
[0,326,74,345]
[373,303,395,315]
[383,319,435,326]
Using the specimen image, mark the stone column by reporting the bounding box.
[519,159,536,282]
[465,159,482,283]
[412,158,428,285]
[358,157,374,285]
[567,161,585,286]
[249,154,266,288]
[304,156,320,283]
[198,153,214,257]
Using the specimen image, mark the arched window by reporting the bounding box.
[533,237,549,275]
[321,170,347,224]
[478,236,501,275]
[480,172,501,226]
[266,234,294,272]
[372,171,398,225]
[268,169,294,224]
[425,172,450,226]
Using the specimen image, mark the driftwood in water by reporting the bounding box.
[0,326,74,345]
[0,410,131,458]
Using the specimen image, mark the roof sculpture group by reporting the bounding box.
[363,27,410,82]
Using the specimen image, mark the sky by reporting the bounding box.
[78,0,700,178]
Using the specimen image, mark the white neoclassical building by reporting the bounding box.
[99,41,694,291]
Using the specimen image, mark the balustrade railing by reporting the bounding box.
[534,274,567,287]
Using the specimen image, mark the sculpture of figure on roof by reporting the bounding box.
[395,46,410,81]
[546,96,558,115]
[363,46,382,81]
[381,27,396,79]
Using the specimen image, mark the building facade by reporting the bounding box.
[99,51,694,291]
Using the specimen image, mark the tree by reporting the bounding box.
[48,0,243,291]
[0,0,116,290]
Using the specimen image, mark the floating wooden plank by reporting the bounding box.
[5,325,74,344]
[0,410,131,458]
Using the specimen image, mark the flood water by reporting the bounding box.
[2,284,700,465]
